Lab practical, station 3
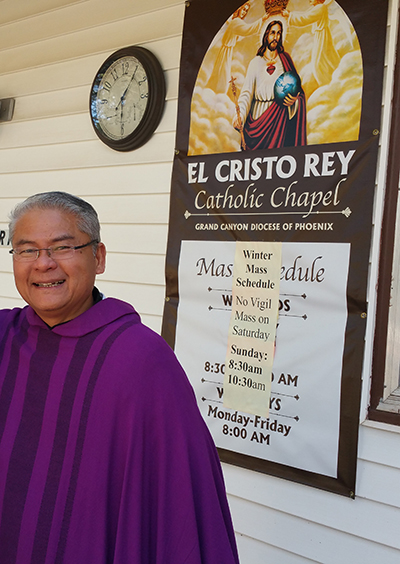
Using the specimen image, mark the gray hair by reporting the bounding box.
[9,191,101,245]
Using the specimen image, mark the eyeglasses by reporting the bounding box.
[10,240,99,262]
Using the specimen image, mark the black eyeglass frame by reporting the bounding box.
[9,239,99,261]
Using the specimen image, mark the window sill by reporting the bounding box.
[377,386,400,413]
[368,387,400,425]
[362,417,400,434]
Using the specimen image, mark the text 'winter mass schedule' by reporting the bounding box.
[224,242,281,417]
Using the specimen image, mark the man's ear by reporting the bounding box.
[95,242,106,275]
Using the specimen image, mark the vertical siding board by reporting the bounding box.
[360,3,399,418]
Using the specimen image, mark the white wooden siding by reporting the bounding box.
[0,1,399,563]
[0,0,182,333]
[224,422,400,563]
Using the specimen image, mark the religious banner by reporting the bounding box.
[162,0,388,496]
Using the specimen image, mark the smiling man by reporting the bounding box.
[0,192,239,564]
[11,204,106,327]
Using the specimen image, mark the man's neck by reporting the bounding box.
[43,287,102,329]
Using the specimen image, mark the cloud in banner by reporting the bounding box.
[188,0,362,155]
[189,89,240,154]
[306,51,362,145]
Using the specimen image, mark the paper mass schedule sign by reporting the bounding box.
[175,241,350,478]
[224,242,281,417]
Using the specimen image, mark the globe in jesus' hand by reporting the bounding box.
[274,71,301,106]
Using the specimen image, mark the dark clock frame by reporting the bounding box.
[89,46,166,152]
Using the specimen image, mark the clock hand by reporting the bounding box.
[116,64,139,110]
[120,98,124,136]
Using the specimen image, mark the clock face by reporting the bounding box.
[90,46,165,151]
[94,55,148,141]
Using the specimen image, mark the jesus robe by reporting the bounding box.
[238,50,307,149]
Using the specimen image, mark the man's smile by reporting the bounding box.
[33,280,65,288]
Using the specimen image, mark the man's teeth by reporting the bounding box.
[34,281,64,287]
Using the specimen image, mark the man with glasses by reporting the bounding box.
[0,192,239,564]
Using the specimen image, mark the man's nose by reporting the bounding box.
[34,249,57,267]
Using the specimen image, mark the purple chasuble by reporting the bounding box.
[0,299,239,564]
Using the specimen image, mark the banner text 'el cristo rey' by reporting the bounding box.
[162,0,388,496]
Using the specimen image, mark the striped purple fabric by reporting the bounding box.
[0,299,239,564]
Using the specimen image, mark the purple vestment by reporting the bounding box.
[0,298,239,564]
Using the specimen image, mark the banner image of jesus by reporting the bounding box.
[233,19,307,149]
[188,0,362,156]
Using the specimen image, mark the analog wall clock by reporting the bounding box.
[89,46,166,151]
